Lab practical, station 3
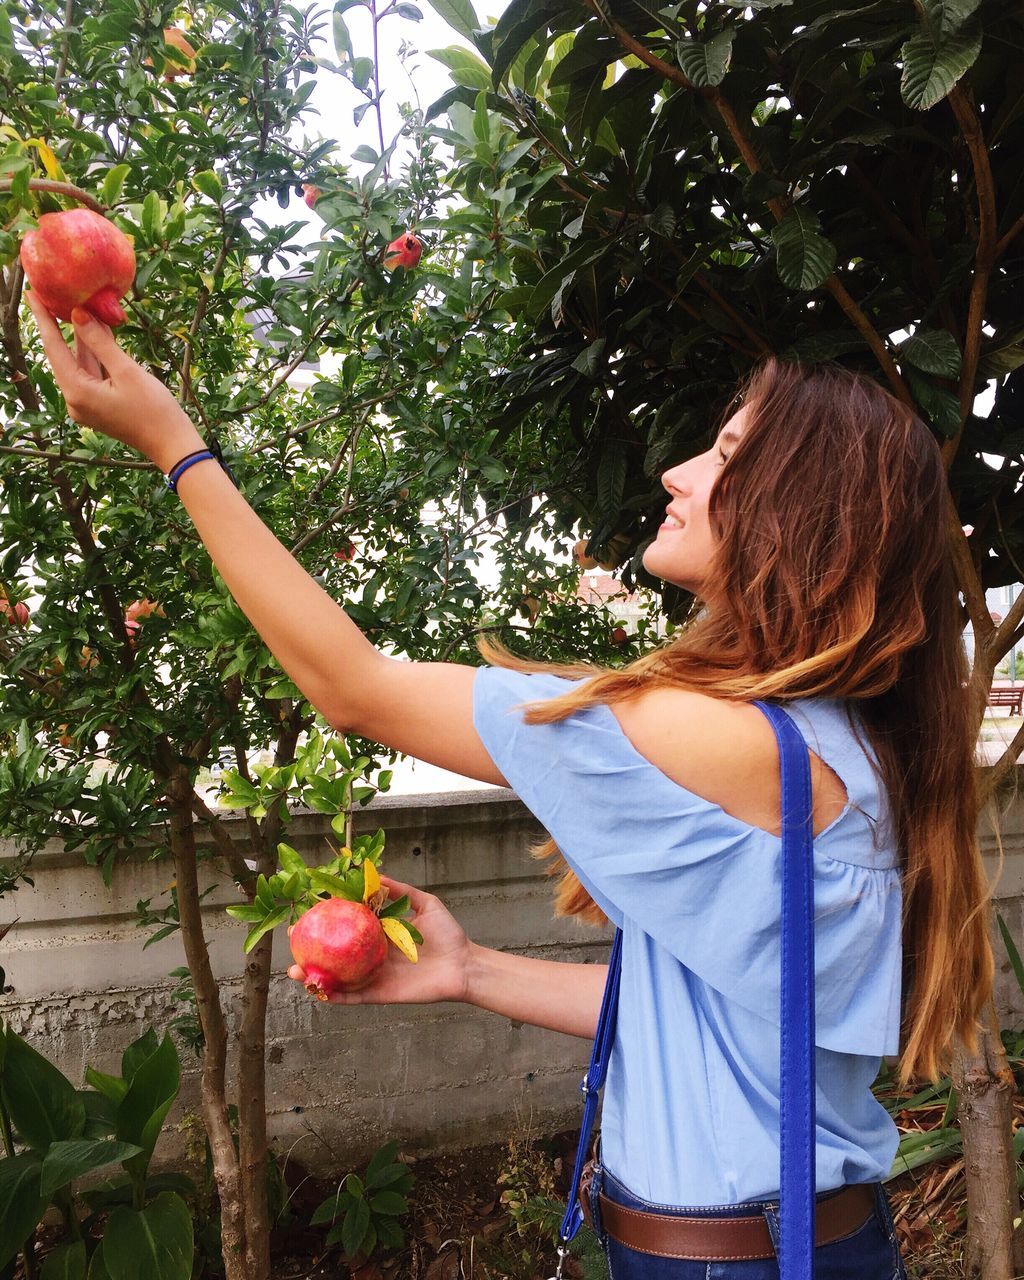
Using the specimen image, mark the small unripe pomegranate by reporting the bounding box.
[383,231,422,271]
[302,183,322,209]
[21,210,136,326]
[333,539,357,562]
[611,626,628,645]
[289,898,388,999]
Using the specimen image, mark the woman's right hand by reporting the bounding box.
[24,289,204,471]
[287,875,473,1007]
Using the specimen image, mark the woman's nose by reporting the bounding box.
[662,462,692,497]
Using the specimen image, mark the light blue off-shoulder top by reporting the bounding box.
[472,665,902,1206]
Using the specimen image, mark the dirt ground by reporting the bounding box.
[269,1128,966,1280]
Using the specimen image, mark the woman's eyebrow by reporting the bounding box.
[719,428,741,445]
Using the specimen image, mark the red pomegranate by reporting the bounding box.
[20,209,136,326]
[289,898,388,999]
[383,231,422,271]
[302,183,322,209]
[0,599,30,627]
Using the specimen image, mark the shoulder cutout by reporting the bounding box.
[608,688,848,839]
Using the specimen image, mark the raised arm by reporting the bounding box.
[25,299,509,787]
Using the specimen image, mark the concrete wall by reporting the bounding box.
[2,784,1022,1174]
[0,790,613,1173]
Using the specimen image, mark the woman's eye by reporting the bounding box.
[717,447,730,465]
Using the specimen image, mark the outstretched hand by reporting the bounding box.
[23,290,203,472]
[287,874,473,1007]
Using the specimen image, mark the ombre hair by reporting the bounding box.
[476,357,993,1086]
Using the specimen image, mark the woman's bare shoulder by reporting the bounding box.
[608,687,846,838]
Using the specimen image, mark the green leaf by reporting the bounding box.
[309,869,361,901]
[2,1032,86,1149]
[905,369,962,437]
[121,1030,159,1085]
[675,29,735,87]
[101,165,131,207]
[311,1189,356,1225]
[900,27,982,111]
[770,207,836,290]
[997,911,1024,998]
[87,1242,112,1280]
[424,0,480,43]
[103,1193,193,1280]
[571,338,606,378]
[191,170,223,203]
[333,8,353,59]
[369,1189,408,1215]
[243,906,290,954]
[83,1070,128,1106]
[427,46,491,91]
[900,329,962,377]
[0,1154,45,1270]
[115,1035,180,1173]
[277,843,307,875]
[40,1139,143,1199]
[923,0,981,37]
[350,57,374,90]
[341,1196,372,1259]
[886,1127,961,1178]
[141,192,164,245]
[40,1241,87,1280]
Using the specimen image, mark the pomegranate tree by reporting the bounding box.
[20,209,136,326]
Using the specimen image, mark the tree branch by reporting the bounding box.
[0,444,154,470]
[941,85,998,469]
[190,792,254,889]
[0,177,106,212]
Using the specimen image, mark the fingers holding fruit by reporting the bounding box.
[287,874,470,1008]
[24,290,201,467]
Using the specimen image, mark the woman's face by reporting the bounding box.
[642,407,749,596]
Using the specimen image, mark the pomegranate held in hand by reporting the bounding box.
[21,210,136,326]
[383,231,422,271]
[289,897,388,999]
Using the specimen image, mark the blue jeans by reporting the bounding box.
[586,1161,909,1280]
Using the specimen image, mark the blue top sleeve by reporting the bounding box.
[471,664,903,1055]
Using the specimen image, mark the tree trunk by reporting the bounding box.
[953,1000,1020,1280]
[167,768,248,1280]
[237,935,273,1280]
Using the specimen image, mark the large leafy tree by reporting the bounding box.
[0,2,647,1276]
[421,0,1024,1274]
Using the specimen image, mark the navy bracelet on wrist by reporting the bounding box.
[165,440,238,494]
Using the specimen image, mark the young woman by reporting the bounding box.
[25,293,993,1279]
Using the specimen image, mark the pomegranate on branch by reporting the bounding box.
[383,230,422,271]
[20,209,136,326]
[0,598,30,627]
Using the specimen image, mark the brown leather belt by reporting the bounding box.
[580,1172,876,1261]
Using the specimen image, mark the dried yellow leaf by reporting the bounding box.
[362,859,381,903]
[381,917,418,964]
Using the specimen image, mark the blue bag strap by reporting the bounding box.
[556,701,815,1280]
[557,925,622,1245]
[756,700,816,1280]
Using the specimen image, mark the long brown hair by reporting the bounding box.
[476,357,993,1085]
